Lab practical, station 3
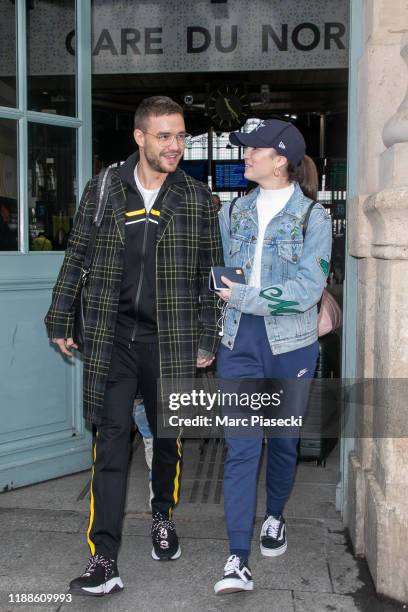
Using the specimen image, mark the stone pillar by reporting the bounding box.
[346,2,408,602]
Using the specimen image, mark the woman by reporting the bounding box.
[214,119,332,595]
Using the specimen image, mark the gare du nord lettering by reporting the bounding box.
[65,22,346,56]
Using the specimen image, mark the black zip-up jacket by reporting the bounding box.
[115,152,185,342]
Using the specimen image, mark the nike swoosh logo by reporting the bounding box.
[297,368,308,377]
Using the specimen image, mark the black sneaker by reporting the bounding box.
[214,555,254,595]
[151,512,181,560]
[260,514,287,557]
[69,554,124,597]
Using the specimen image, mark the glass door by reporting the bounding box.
[0,0,93,489]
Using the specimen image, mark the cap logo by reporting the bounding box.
[278,141,286,149]
[255,120,266,131]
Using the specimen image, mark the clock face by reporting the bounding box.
[207,86,251,130]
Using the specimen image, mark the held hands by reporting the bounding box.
[216,275,233,302]
[52,337,78,358]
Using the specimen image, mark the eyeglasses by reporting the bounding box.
[142,131,192,147]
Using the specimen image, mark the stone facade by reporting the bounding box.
[345,0,408,602]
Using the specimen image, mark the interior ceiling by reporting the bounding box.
[91,68,348,115]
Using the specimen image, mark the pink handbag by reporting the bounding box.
[317,289,342,337]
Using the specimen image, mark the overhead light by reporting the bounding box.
[290,114,298,120]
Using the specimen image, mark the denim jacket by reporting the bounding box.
[218,182,332,354]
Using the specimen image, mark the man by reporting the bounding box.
[45,96,223,596]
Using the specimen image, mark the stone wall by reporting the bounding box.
[346,0,408,602]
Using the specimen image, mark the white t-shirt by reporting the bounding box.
[249,183,295,287]
[134,165,160,213]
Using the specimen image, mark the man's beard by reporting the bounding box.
[144,148,180,173]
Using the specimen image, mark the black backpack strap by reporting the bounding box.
[81,167,112,279]
[302,200,317,240]
[302,200,326,312]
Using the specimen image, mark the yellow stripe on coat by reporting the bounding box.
[126,208,146,217]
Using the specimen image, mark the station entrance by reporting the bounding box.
[0,0,351,495]
[91,58,348,466]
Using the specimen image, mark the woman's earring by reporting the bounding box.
[273,166,281,177]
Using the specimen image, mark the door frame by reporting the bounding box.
[336,0,363,514]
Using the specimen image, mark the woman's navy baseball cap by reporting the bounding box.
[229,119,306,166]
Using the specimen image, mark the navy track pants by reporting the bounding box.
[216,314,318,556]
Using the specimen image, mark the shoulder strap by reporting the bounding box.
[302,200,326,312]
[94,167,111,227]
[228,196,239,236]
[302,201,317,239]
[82,167,112,276]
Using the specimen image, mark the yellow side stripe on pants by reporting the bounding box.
[86,438,97,556]
[173,436,183,507]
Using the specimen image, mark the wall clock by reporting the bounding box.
[207,86,251,130]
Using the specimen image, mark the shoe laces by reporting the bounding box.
[262,515,281,539]
[224,554,241,576]
[83,554,114,579]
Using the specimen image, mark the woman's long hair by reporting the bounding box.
[287,155,318,201]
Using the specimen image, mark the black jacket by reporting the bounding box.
[116,152,191,341]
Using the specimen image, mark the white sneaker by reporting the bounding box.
[260,514,287,557]
[214,555,254,595]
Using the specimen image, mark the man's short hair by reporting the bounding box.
[134,96,184,130]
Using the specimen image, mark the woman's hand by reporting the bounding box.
[216,276,234,302]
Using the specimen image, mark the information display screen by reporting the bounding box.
[179,160,208,183]
[212,161,248,191]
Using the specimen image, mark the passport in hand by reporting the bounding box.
[209,266,246,291]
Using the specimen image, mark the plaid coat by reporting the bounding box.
[45,167,223,425]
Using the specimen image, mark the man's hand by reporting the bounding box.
[216,275,233,302]
[197,354,214,368]
[196,348,215,368]
[52,337,78,358]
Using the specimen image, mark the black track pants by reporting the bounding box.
[87,337,182,560]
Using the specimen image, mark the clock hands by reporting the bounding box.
[223,97,239,121]
[208,86,251,129]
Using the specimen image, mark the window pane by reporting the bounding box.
[0,119,18,252]
[0,1,17,107]
[28,124,76,251]
[27,1,76,116]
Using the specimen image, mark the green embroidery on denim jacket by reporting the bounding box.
[290,225,300,240]
[231,210,252,235]
[260,286,302,316]
[319,258,330,277]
